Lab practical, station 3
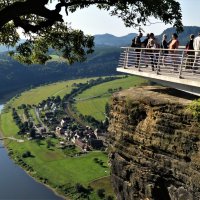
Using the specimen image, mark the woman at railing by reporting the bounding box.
[185,34,195,69]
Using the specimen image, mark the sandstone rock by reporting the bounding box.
[108,86,200,200]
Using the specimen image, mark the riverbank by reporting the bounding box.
[0,78,114,199]
[0,144,64,200]
[0,105,4,138]
[0,104,65,200]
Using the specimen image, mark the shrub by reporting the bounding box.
[97,188,105,198]
[22,151,32,158]
[187,99,200,121]
[107,196,114,200]
[75,183,86,193]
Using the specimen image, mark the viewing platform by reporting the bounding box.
[117,47,200,96]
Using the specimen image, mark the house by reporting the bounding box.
[55,126,64,135]
[36,127,46,134]
[75,139,89,150]
[94,129,101,138]
[51,103,56,109]
[60,119,67,127]
[44,104,48,110]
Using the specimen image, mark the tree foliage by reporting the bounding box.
[0,0,183,64]
[187,99,200,121]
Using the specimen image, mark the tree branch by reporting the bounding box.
[13,17,55,33]
[0,0,63,29]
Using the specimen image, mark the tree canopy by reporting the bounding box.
[0,0,183,64]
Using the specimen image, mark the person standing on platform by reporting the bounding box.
[161,34,169,66]
[185,34,194,69]
[168,33,179,70]
[193,33,200,70]
[131,31,143,68]
[142,33,150,48]
[146,33,159,71]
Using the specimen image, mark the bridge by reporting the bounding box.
[117,47,200,96]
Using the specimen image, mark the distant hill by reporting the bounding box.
[157,26,200,45]
[0,46,121,101]
[0,46,12,52]
[1,26,200,101]
[1,26,199,51]
[94,33,136,46]
[0,39,26,53]
[94,26,200,46]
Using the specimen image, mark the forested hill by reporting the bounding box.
[0,26,200,101]
[158,26,200,45]
[0,46,121,101]
[94,33,137,46]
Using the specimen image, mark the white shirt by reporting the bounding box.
[193,35,200,55]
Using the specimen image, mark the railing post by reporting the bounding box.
[179,50,185,78]
[124,47,129,69]
[156,50,162,75]
[138,49,143,71]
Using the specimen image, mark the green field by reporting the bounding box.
[75,76,146,121]
[0,111,19,137]
[3,138,109,186]
[1,111,110,198]
[11,78,91,108]
[49,54,67,63]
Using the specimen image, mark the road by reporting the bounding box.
[34,107,49,132]
[0,137,24,143]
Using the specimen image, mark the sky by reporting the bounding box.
[54,0,200,36]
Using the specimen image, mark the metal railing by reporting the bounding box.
[118,47,200,79]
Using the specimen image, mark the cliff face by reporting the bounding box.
[108,86,200,200]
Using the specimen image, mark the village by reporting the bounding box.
[12,92,107,154]
[37,96,106,151]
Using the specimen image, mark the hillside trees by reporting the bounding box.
[0,0,183,64]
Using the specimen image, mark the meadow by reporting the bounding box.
[11,78,91,108]
[75,76,146,121]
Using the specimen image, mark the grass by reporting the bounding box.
[3,136,109,186]
[29,108,40,124]
[11,78,91,108]
[49,54,67,63]
[75,75,146,121]
[76,97,108,120]
[0,111,19,137]
[90,176,115,198]
[1,109,110,198]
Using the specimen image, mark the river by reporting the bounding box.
[0,105,63,200]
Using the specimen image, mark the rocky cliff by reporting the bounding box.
[108,86,200,200]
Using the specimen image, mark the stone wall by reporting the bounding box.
[108,86,200,200]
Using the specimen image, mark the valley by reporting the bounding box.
[0,75,146,200]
